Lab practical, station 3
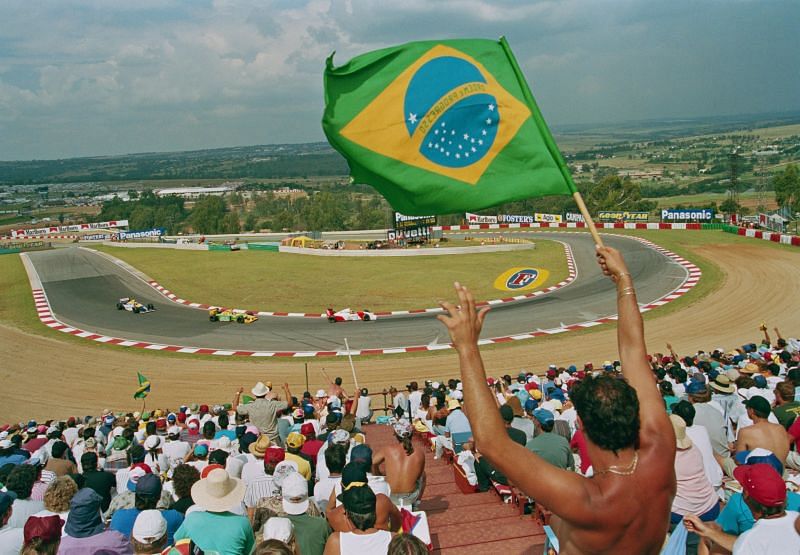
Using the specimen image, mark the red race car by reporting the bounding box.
[325,307,376,323]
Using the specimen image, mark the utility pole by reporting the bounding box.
[728,149,741,210]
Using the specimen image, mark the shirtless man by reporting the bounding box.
[736,395,791,465]
[371,420,426,508]
[438,245,676,554]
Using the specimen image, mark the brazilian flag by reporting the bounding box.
[323,37,577,216]
[134,372,150,399]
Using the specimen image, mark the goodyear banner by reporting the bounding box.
[466,212,498,224]
[598,211,650,222]
[498,214,534,223]
[394,212,437,230]
[117,227,166,241]
[534,213,562,223]
[661,209,714,221]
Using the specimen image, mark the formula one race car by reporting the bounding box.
[209,308,258,324]
[117,297,155,313]
[325,307,376,323]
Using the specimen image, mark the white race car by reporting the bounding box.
[326,307,376,322]
[117,297,155,314]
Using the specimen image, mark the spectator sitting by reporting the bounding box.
[105,466,173,521]
[0,491,24,554]
[668,414,719,554]
[258,517,296,554]
[686,382,735,477]
[173,468,254,554]
[185,444,209,473]
[525,409,574,471]
[314,443,346,514]
[20,514,63,555]
[142,435,166,474]
[300,423,324,463]
[736,395,791,466]
[323,482,392,554]
[316,429,350,483]
[242,435,271,485]
[506,395,534,442]
[0,438,29,467]
[59,488,131,554]
[685,463,800,553]
[372,420,426,508]
[5,464,45,529]
[169,464,200,515]
[671,401,723,494]
[716,450,800,536]
[328,460,401,535]
[80,452,116,512]
[774,381,800,429]
[110,474,184,544]
[433,399,471,460]
[659,380,679,411]
[474,405,526,492]
[281,471,330,555]
[32,475,77,521]
[115,444,146,495]
[245,447,285,519]
[284,433,312,480]
[130,510,167,555]
[387,533,429,555]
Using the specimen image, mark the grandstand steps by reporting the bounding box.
[364,423,546,554]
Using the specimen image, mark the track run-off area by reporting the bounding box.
[23,232,693,356]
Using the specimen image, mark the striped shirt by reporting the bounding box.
[243,475,277,508]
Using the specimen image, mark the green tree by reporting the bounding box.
[243,212,258,232]
[774,164,800,215]
[719,197,740,216]
[188,195,228,233]
[586,175,652,213]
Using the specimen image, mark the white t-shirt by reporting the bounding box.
[162,439,191,468]
[313,475,342,512]
[241,459,266,485]
[356,396,372,419]
[408,391,423,417]
[685,425,723,488]
[732,511,800,554]
[0,526,24,555]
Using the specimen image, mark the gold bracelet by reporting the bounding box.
[618,286,635,294]
[617,272,631,280]
[618,290,636,297]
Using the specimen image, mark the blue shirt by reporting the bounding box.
[109,508,184,544]
[174,511,255,555]
[716,491,800,534]
[445,409,472,435]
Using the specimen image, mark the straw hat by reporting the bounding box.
[251,382,270,397]
[191,468,245,512]
[249,435,271,458]
[670,414,693,450]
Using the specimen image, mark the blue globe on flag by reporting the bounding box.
[404,56,499,169]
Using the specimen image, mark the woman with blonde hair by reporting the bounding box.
[33,476,78,521]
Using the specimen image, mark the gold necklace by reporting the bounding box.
[593,451,639,476]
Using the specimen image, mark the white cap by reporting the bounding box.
[132,509,167,543]
[281,472,309,515]
[263,516,294,543]
[315,389,327,398]
[167,426,181,436]
[144,435,161,450]
[456,382,463,391]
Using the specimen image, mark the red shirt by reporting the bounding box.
[569,429,592,474]
[23,437,48,454]
[788,417,800,445]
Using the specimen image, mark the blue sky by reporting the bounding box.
[1,0,798,160]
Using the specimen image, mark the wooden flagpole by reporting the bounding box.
[573,191,603,247]
[343,338,359,389]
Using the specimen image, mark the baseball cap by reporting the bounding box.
[733,463,786,507]
[685,382,708,395]
[499,405,514,423]
[167,425,181,437]
[744,395,771,418]
[265,447,286,466]
[532,409,554,425]
[330,429,350,445]
[263,516,294,543]
[136,473,163,498]
[127,466,151,492]
[300,423,315,438]
[0,491,17,513]
[281,472,309,515]
[194,444,209,457]
[23,514,63,545]
[286,432,305,449]
[350,444,372,465]
[132,510,167,543]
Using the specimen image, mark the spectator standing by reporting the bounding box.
[407,382,423,419]
[235,382,289,443]
[437,246,677,553]
[59,488,132,554]
[173,468,254,555]
[356,388,373,425]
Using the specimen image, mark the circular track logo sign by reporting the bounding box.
[494,267,549,291]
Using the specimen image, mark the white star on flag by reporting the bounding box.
[463,134,469,140]
[408,113,417,124]
[482,130,487,136]
[488,104,495,111]
[486,118,492,125]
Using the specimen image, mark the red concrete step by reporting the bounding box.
[432,516,544,550]
[418,491,506,512]
[426,503,520,527]
[435,537,546,555]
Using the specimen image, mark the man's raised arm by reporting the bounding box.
[595,246,672,439]
[438,283,589,520]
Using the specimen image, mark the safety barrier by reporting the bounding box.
[722,225,800,247]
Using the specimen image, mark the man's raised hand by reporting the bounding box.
[438,282,490,352]
[595,245,631,283]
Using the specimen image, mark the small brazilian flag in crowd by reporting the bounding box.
[323,37,577,215]
[134,372,150,399]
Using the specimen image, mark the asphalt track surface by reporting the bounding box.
[26,233,687,353]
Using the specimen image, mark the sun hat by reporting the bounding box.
[132,510,167,544]
[670,414,693,449]
[733,463,786,507]
[286,432,306,450]
[24,514,63,545]
[281,472,310,515]
[741,363,759,374]
[330,429,350,445]
[251,382,270,397]
[447,399,461,411]
[263,517,294,543]
[710,375,735,394]
[249,435,271,458]
[315,389,327,399]
[191,468,245,512]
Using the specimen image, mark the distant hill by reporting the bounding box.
[2,110,798,186]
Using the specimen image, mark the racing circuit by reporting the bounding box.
[22,232,694,355]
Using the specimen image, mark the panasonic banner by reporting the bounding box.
[117,227,166,241]
[661,209,715,222]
